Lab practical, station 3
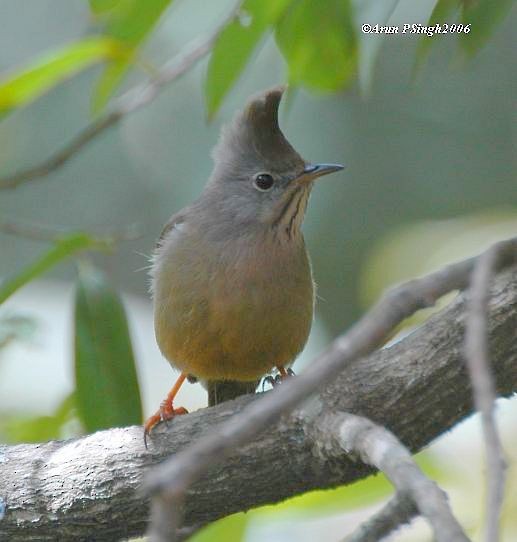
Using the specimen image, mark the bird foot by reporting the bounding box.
[276,367,295,384]
[261,368,295,390]
[143,401,188,448]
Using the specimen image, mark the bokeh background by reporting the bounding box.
[0,0,516,540]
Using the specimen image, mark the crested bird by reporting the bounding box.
[145,87,343,442]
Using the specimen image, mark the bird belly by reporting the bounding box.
[153,238,314,381]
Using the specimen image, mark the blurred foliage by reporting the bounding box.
[459,0,515,54]
[205,0,292,118]
[416,0,516,64]
[352,0,398,93]
[0,0,512,120]
[89,0,121,15]
[90,0,174,111]
[192,512,249,542]
[0,260,143,442]
[360,209,517,303]
[276,0,356,92]
[0,313,36,351]
[0,233,110,304]
[0,393,76,443]
[74,264,142,431]
[0,37,123,119]
[358,209,517,340]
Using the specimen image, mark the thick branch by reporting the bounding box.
[1,262,516,541]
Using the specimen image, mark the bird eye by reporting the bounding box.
[253,173,274,191]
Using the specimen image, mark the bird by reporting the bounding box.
[144,86,343,442]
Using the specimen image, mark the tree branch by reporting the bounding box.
[0,219,141,243]
[342,493,418,542]
[464,245,507,541]
[313,413,467,541]
[0,1,242,190]
[1,245,516,541]
[345,241,514,542]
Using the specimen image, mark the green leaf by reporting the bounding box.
[89,0,121,15]
[92,0,173,112]
[0,37,123,119]
[0,233,107,305]
[461,0,515,56]
[92,59,130,113]
[74,264,142,432]
[275,0,356,91]
[1,393,76,443]
[205,0,293,119]
[104,0,172,43]
[416,0,514,68]
[415,0,460,68]
[353,0,399,94]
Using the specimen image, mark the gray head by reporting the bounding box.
[205,87,343,237]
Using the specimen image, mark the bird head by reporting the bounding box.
[208,87,343,236]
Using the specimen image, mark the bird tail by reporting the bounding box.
[207,380,260,407]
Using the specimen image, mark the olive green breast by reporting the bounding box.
[152,226,314,381]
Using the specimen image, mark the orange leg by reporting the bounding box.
[144,372,188,447]
[277,366,289,378]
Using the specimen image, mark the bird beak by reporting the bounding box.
[297,163,345,183]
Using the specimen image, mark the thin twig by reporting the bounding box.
[315,413,468,542]
[465,245,508,542]
[0,1,242,190]
[144,238,517,541]
[148,494,183,542]
[0,219,141,243]
[0,113,120,189]
[342,493,418,542]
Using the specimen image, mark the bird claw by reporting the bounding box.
[261,368,295,391]
[274,367,295,384]
[143,404,188,449]
[261,375,276,391]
